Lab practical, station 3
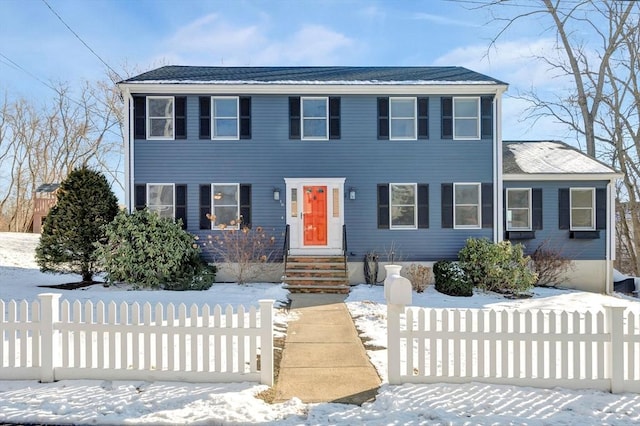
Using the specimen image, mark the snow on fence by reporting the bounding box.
[0,293,274,386]
[387,302,640,393]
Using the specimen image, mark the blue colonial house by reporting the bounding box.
[117,66,620,294]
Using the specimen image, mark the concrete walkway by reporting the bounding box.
[274,293,381,405]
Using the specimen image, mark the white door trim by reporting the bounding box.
[284,177,345,255]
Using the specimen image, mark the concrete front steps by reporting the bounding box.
[283,255,350,294]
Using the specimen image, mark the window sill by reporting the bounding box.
[505,231,535,240]
[569,230,600,239]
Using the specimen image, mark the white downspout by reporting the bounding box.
[606,179,614,294]
[494,91,504,243]
[121,87,134,212]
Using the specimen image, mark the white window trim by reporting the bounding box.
[453,97,480,140]
[146,183,175,219]
[453,182,481,229]
[506,188,532,231]
[389,97,417,141]
[211,96,240,140]
[570,187,596,231]
[389,183,417,230]
[301,97,329,140]
[146,96,175,140]
[211,183,240,230]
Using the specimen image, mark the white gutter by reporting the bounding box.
[117,82,509,96]
[504,173,623,181]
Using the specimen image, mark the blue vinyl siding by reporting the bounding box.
[503,181,608,260]
[133,94,495,262]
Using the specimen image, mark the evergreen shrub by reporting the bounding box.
[433,260,473,297]
[97,209,215,290]
[458,237,537,294]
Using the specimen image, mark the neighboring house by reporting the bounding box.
[32,183,60,233]
[117,66,620,293]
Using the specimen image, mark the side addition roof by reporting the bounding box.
[503,141,621,181]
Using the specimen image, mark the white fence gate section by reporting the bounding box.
[387,302,640,393]
[1,293,274,386]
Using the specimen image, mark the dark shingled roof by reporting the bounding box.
[121,66,507,85]
[503,141,618,175]
[35,183,60,193]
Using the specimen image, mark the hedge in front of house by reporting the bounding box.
[433,260,473,297]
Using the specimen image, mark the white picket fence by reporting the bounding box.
[387,303,640,393]
[0,293,274,385]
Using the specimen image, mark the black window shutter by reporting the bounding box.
[482,183,493,228]
[441,97,453,139]
[200,184,212,230]
[175,97,186,139]
[134,184,146,211]
[240,97,251,139]
[289,97,300,139]
[596,188,606,229]
[417,184,429,228]
[417,97,429,139]
[199,97,211,139]
[441,183,453,228]
[240,184,252,228]
[481,96,493,139]
[559,188,570,229]
[532,188,543,230]
[134,96,146,139]
[377,184,389,229]
[329,97,341,139]
[377,98,389,140]
[175,184,187,229]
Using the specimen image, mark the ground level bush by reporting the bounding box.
[433,260,473,297]
[96,209,215,290]
[458,238,537,294]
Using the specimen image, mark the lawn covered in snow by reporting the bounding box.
[1,231,639,425]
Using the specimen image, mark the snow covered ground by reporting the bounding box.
[1,231,639,425]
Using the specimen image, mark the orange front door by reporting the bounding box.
[303,186,327,245]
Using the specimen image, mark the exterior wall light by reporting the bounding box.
[349,187,356,200]
[273,188,281,201]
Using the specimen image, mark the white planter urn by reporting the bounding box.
[384,264,402,302]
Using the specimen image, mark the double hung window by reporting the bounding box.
[453,97,480,140]
[506,188,532,231]
[454,183,481,228]
[390,183,417,229]
[389,98,416,140]
[147,97,174,139]
[211,184,240,229]
[570,188,595,230]
[212,97,239,139]
[146,183,175,219]
[301,97,328,139]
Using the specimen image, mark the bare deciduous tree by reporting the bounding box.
[483,0,640,275]
[0,77,124,232]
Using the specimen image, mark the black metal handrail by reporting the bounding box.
[342,224,348,274]
[283,224,290,271]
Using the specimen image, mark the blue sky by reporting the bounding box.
[0,0,576,141]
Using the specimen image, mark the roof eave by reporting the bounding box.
[503,173,623,181]
[116,82,509,96]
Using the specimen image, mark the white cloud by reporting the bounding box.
[155,15,355,66]
[412,12,480,28]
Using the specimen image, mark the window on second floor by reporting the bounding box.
[147,97,174,139]
[302,97,328,139]
[377,97,428,140]
[506,188,531,231]
[390,98,416,140]
[212,97,239,139]
[453,97,480,140]
[442,96,492,140]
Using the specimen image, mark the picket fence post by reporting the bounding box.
[387,302,403,385]
[607,305,626,393]
[259,299,274,386]
[38,293,61,383]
